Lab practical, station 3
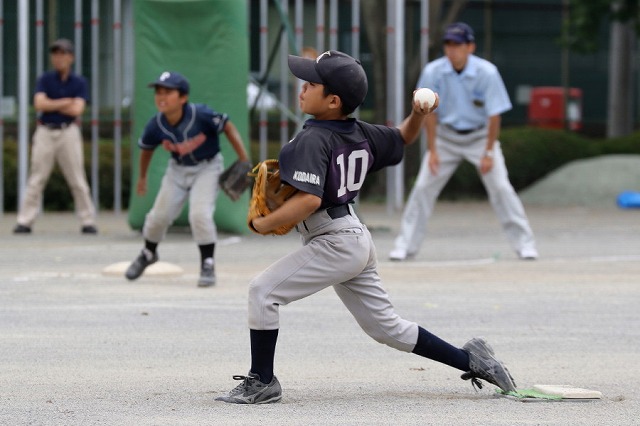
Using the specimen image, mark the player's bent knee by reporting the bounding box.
[248,279,281,329]
[356,316,418,352]
[189,211,212,224]
[363,328,413,352]
[248,277,273,309]
[248,278,262,301]
[145,212,173,229]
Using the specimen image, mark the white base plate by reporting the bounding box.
[532,384,602,399]
[102,261,184,277]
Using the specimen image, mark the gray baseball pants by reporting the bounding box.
[248,206,419,352]
[143,154,223,245]
[394,125,536,256]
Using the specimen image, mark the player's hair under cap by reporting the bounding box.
[443,22,475,44]
[148,71,190,94]
[288,50,368,112]
[50,38,74,54]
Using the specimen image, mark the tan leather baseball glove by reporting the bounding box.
[247,159,298,235]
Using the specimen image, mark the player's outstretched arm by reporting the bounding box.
[397,91,439,146]
[136,149,154,196]
[223,121,249,162]
[251,191,320,234]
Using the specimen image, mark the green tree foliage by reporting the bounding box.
[565,0,639,53]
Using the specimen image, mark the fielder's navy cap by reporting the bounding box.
[148,71,190,94]
[443,22,475,44]
[288,50,368,112]
[50,38,74,54]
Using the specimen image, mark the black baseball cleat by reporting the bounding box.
[81,225,98,234]
[125,249,158,280]
[13,224,32,234]
[216,373,282,404]
[461,337,517,393]
[197,258,216,287]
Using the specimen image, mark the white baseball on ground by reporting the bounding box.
[413,87,436,110]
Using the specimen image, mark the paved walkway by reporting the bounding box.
[1,201,638,425]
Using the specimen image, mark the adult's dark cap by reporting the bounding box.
[50,38,74,54]
[288,50,368,113]
[443,22,475,44]
[147,71,190,94]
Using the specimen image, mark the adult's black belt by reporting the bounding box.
[445,124,484,135]
[39,121,73,129]
[327,204,350,219]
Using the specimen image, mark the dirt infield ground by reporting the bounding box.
[1,201,639,425]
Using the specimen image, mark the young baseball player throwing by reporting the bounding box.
[125,71,249,287]
[216,50,517,404]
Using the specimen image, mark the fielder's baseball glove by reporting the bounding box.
[219,160,253,201]
[247,159,298,235]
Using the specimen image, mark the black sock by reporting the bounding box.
[250,329,279,383]
[199,243,215,264]
[144,240,158,254]
[412,326,470,372]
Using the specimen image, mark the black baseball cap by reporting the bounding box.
[443,22,475,44]
[50,38,74,54]
[288,50,368,113]
[148,71,190,94]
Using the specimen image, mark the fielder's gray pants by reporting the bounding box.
[143,154,223,245]
[248,206,419,352]
[393,125,536,256]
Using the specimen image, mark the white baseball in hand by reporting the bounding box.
[413,88,436,110]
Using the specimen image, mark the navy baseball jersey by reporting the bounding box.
[139,102,228,166]
[34,71,89,125]
[279,118,404,209]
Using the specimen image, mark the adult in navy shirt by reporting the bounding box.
[14,38,97,235]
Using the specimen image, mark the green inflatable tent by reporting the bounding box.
[129,0,249,234]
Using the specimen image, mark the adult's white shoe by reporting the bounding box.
[389,248,409,261]
[518,247,538,260]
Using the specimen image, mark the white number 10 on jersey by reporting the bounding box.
[336,150,369,197]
